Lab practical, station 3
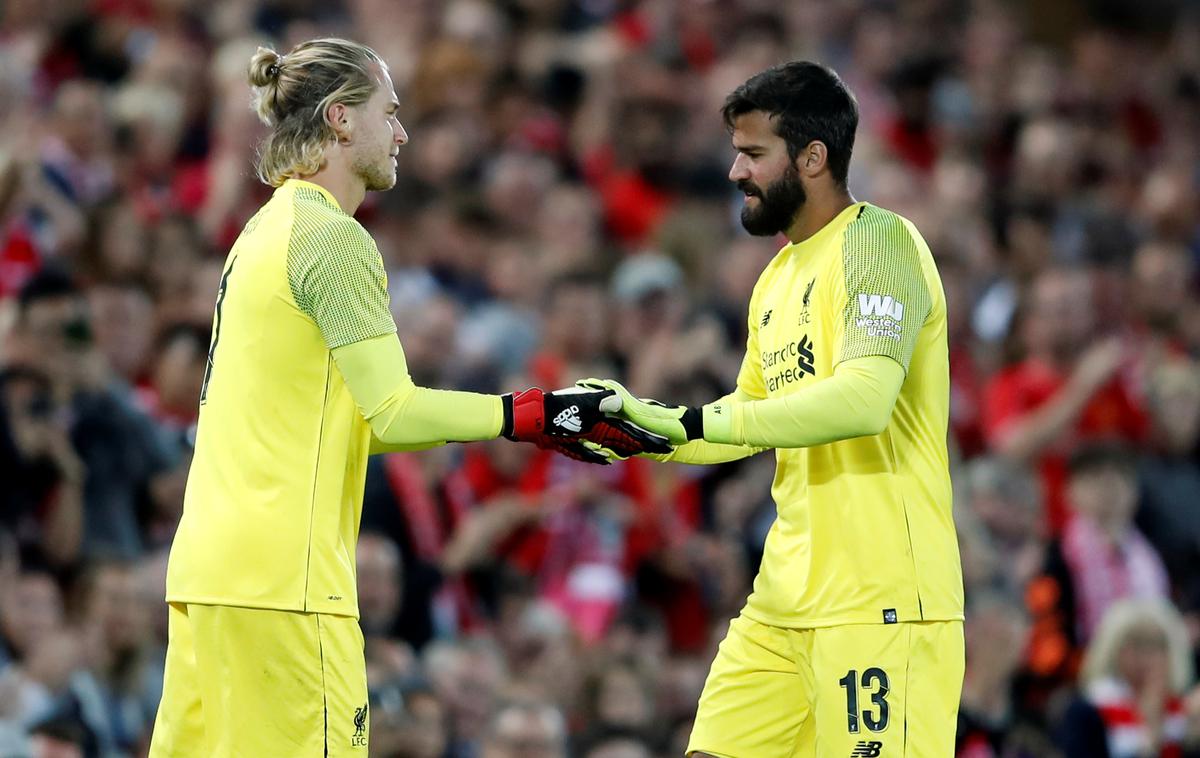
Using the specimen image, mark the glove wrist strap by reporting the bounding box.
[500,393,515,439]
[680,406,703,441]
[504,388,547,440]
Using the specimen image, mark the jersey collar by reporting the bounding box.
[282,178,345,213]
[786,201,869,254]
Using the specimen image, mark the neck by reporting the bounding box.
[300,154,365,215]
[785,184,855,244]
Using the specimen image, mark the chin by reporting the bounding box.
[740,212,780,237]
[367,173,398,192]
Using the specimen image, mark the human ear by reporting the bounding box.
[800,141,827,178]
[327,103,352,144]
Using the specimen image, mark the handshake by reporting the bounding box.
[499,379,705,465]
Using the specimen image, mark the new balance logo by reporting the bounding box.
[858,294,904,321]
[850,741,883,757]
[761,309,773,327]
[553,405,583,433]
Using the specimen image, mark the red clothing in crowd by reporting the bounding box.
[983,358,1148,532]
[442,447,664,642]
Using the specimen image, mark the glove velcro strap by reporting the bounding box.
[680,406,703,441]
[504,388,546,440]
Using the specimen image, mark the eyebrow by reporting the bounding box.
[735,143,766,153]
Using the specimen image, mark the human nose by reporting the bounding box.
[729,153,750,183]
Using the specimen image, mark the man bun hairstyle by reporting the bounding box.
[722,61,859,187]
[247,38,385,187]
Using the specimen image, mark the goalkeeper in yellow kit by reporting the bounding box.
[147,38,667,758]
[587,62,964,757]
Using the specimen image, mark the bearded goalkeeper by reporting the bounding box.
[148,38,665,758]
[585,62,964,757]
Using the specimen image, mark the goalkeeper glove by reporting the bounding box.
[529,430,655,465]
[501,387,672,462]
[576,378,721,446]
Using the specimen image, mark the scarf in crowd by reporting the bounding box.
[1061,516,1169,640]
[1086,676,1186,758]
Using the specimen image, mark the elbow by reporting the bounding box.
[367,415,396,445]
[365,385,419,446]
[855,402,895,438]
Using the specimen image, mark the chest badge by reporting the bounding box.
[798,278,815,325]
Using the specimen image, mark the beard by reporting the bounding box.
[353,146,397,192]
[739,164,806,236]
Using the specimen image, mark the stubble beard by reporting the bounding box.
[353,144,397,192]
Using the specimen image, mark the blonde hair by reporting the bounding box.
[247,38,385,186]
[1080,598,1194,694]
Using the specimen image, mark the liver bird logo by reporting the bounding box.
[353,703,368,738]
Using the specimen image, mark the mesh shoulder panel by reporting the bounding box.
[287,186,395,349]
[838,205,932,370]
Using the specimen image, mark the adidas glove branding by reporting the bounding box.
[553,404,583,433]
[502,386,672,462]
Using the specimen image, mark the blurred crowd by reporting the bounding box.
[1,0,1199,756]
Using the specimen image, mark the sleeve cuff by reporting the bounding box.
[701,399,737,445]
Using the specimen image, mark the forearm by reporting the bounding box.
[369,437,447,455]
[993,378,1093,461]
[440,499,529,574]
[41,481,83,567]
[705,355,905,448]
[333,335,503,446]
[646,438,763,465]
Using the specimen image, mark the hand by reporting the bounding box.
[529,416,673,464]
[576,378,702,445]
[1071,337,1123,396]
[502,386,673,464]
[502,386,619,439]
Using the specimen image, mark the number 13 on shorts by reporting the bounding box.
[813,621,963,757]
[687,617,962,757]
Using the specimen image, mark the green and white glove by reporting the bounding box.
[578,378,732,446]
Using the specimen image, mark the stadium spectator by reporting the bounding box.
[1055,598,1195,758]
[0,366,84,568]
[1136,360,1200,613]
[983,266,1148,532]
[479,699,568,758]
[1027,442,1171,700]
[955,591,1056,757]
[7,269,176,560]
[960,456,1046,596]
[581,730,655,758]
[76,560,161,755]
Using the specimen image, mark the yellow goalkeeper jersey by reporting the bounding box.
[166,179,397,618]
[739,202,963,628]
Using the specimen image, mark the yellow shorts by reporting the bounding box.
[149,603,368,758]
[688,615,963,758]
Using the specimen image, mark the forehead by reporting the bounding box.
[368,63,398,105]
[730,110,783,146]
